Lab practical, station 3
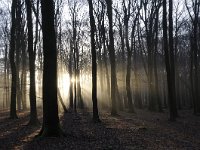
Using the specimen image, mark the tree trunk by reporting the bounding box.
[69,41,73,110]
[124,8,134,112]
[102,18,111,107]
[25,0,39,125]
[16,0,22,111]
[76,47,84,109]
[133,31,142,108]
[126,51,134,112]
[9,0,18,119]
[4,43,8,108]
[154,10,162,112]
[106,0,117,115]
[39,0,63,137]
[168,0,178,117]
[163,0,177,121]
[88,0,100,122]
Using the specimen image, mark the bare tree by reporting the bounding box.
[39,0,64,137]
[163,0,178,121]
[9,0,18,119]
[25,0,39,125]
[185,0,200,114]
[88,0,100,122]
[106,0,118,115]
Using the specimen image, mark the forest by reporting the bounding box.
[0,0,200,149]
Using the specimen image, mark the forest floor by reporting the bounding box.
[0,108,200,150]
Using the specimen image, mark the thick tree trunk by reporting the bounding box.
[26,0,39,125]
[106,0,117,115]
[163,0,177,121]
[16,0,22,111]
[169,0,178,117]
[20,27,27,110]
[88,0,100,122]
[39,0,63,137]
[9,0,18,119]
[72,13,77,113]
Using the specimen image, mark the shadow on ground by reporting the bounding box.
[0,109,200,149]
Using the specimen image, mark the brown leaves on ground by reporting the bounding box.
[0,109,200,149]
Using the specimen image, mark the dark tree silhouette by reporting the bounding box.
[123,0,134,113]
[15,0,23,111]
[9,0,18,119]
[168,0,178,118]
[88,0,100,122]
[25,0,39,125]
[39,0,63,137]
[106,0,117,115]
[163,0,177,121]
[69,40,74,110]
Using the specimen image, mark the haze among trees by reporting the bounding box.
[0,0,200,149]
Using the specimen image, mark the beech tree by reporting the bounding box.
[163,0,178,121]
[39,0,63,137]
[88,0,100,122]
[9,0,18,119]
[123,0,134,113]
[106,0,118,115]
[25,0,39,125]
